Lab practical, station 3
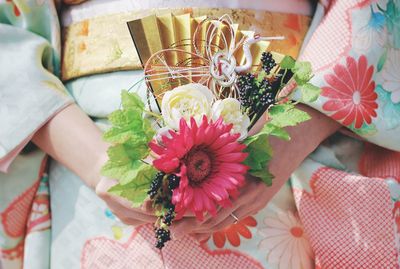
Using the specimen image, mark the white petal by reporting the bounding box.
[267,237,291,264]
[353,27,372,53]
[260,234,291,251]
[291,240,301,269]
[259,227,290,238]
[211,100,222,120]
[275,212,293,228]
[286,211,301,227]
[382,49,400,84]
[191,83,214,103]
[383,81,400,93]
[264,217,288,230]
[279,240,294,269]
[391,90,400,104]
[298,241,314,269]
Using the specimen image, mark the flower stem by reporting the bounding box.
[145,110,162,119]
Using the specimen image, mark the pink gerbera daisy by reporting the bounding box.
[149,116,249,221]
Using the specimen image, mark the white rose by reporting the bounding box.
[212,98,250,140]
[161,83,213,129]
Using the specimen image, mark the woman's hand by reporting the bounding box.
[95,177,159,226]
[33,104,161,226]
[170,104,341,240]
[33,104,201,227]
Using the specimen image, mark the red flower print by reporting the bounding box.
[321,55,378,129]
[212,216,257,248]
[1,180,40,237]
[6,0,21,17]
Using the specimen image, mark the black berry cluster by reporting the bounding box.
[236,73,276,117]
[163,202,176,226]
[149,172,181,249]
[237,73,256,109]
[155,227,171,249]
[255,79,275,111]
[167,174,180,190]
[236,51,296,122]
[147,172,165,199]
[261,52,276,75]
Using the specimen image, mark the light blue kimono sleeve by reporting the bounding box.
[0,1,73,169]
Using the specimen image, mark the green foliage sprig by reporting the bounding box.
[243,103,311,185]
[101,91,157,207]
[243,57,320,185]
[280,56,321,103]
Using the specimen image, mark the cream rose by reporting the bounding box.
[212,98,250,140]
[161,83,213,129]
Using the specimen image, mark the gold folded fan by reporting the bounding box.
[127,12,286,103]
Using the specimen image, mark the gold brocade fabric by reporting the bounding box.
[61,8,311,81]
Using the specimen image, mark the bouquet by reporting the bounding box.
[101,13,320,249]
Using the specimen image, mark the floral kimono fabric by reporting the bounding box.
[1,0,400,268]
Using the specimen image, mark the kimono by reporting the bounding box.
[0,0,399,268]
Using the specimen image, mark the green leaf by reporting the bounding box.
[293,61,312,86]
[280,55,296,69]
[268,103,311,127]
[260,124,290,140]
[109,186,149,208]
[377,49,387,72]
[142,118,156,140]
[102,141,152,184]
[256,70,267,86]
[101,158,142,185]
[243,134,273,185]
[101,91,157,207]
[108,163,157,207]
[104,109,144,143]
[108,109,142,128]
[121,90,145,111]
[300,83,321,103]
[243,104,308,185]
[244,134,271,164]
[250,169,274,186]
[103,93,155,144]
[112,143,149,163]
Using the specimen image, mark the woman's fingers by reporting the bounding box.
[96,177,158,224]
[169,204,229,238]
[169,218,198,239]
[108,210,147,227]
[190,233,211,243]
[190,182,266,234]
[104,199,158,223]
[97,177,268,235]
[194,206,259,234]
[96,177,202,227]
